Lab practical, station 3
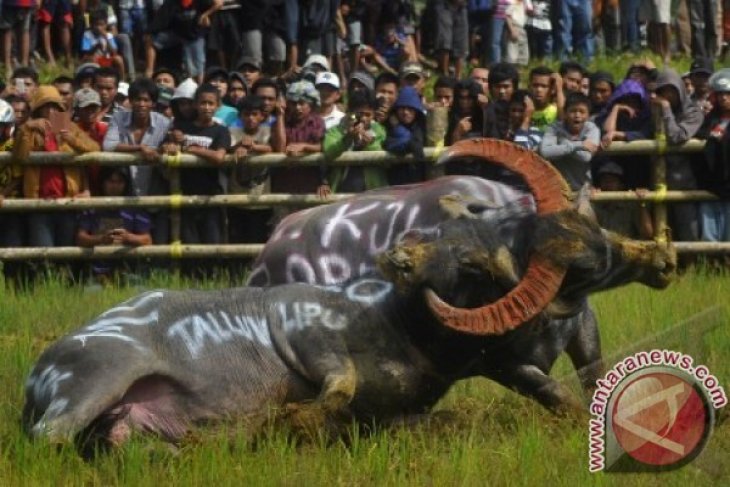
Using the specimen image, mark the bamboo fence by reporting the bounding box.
[1,138,728,261]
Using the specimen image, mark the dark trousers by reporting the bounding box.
[688,0,718,58]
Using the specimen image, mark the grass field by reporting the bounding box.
[0,268,728,486]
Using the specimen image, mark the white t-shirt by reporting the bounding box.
[321,106,346,130]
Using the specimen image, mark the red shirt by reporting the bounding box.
[79,120,109,194]
[38,134,66,199]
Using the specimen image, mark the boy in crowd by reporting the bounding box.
[538,92,600,191]
[588,71,615,117]
[228,95,273,243]
[204,66,238,126]
[374,72,399,124]
[324,90,387,193]
[163,84,231,244]
[484,62,520,139]
[81,8,126,79]
[315,72,345,130]
[505,90,542,150]
[528,66,564,132]
[5,94,30,127]
[251,78,281,128]
[8,67,39,101]
[433,76,457,109]
[559,61,586,94]
[73,88,107,195]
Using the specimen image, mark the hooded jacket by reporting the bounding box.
[653,68,704,145]
[595,79,652,141]
[384,86,426,184]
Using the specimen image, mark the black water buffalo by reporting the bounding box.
[248,139,676,412]
[24,205,673,449]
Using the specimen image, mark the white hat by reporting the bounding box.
[314,71,340,90]
[172,78,198,100]
[710,68,730,93]
[117,81,129,97]
[303,54,330,71]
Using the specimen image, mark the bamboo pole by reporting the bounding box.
[0,242,724,261]
[0,140,705,168]
[0,191,717,213]
[651,106,670,244]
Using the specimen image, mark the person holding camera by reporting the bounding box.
[323,90,387,193]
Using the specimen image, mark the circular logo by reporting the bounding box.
[611,370,712,467]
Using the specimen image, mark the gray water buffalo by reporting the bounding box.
[248,139,676,412]
[24,203,673,450]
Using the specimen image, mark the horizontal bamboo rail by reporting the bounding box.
[0,139,707,168]
[1,138,726,261]
[0,190,720,213]
[0,241,725,261]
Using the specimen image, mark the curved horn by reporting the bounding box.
[427,138,571,335]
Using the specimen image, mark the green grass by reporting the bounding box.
[0,269,728,485]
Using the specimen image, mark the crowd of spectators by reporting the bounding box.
[1,1,730,281]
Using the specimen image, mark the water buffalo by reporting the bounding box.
[248,139,676,412]
[23,219,598,449]
[23,200,674,450]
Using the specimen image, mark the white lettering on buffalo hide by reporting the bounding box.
[72,291,164,350]
[318,254,352,285]
[345,279,393,304]
[321,202,380,248]
[167,311,271,359]
[26,365,73,420]
[286,254,317,284]
[278,302,348,333]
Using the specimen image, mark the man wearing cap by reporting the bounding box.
[315,72,345,130]
[302,54,331,81]
[13,86,100,247]
[74,88,107,146]
[399,61,426,95]
[270,80,327,196]
[235,56,262,89]
[74,63,100,90]
[689,58,715,114]
[348,70,375,97]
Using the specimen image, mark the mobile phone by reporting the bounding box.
[15,79,26,95]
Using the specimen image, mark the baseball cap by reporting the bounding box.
[117,81,129,98]
[349,70,374,92]
[399,61,424,80]
[709,68,730,93]
[236,56,262,71]
[73,87,101,108]
[303,54,330,71]
[205,66,229,82]
[689,58,714,76]
[315,71,340,90]
[597,161,624,177]
[172,78,198,100]
[286,80,320,106]
[75,62,100,78]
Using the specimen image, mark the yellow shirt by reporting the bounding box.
[0,138,22,198]
[531,103,558,132]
